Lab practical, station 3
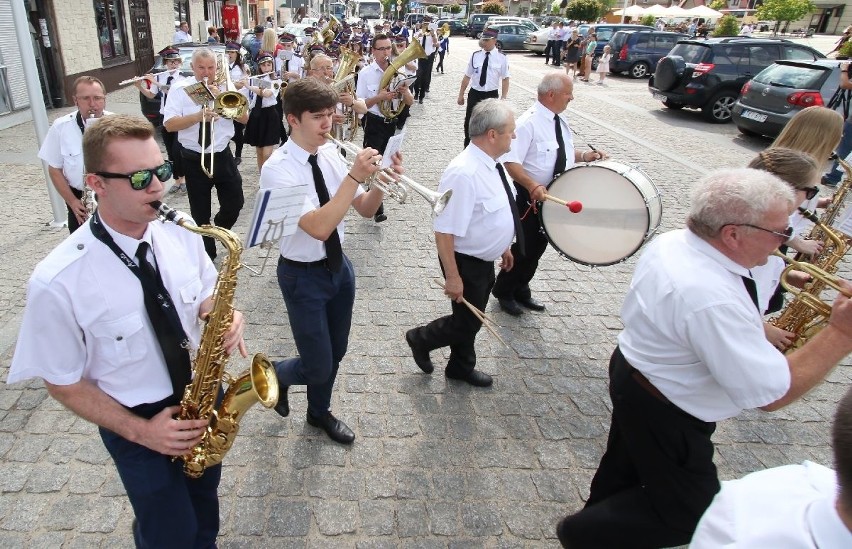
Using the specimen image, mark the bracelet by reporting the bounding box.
[348,173,364,185]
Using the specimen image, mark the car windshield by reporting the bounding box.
[669,43,711,64]
[753,63,829,89]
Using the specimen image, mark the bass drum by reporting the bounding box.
[540,160,662,266]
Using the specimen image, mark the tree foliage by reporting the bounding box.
[756,0,816,23]
[482,1,508,15]
[708,0,727,11]
[426,5,438,13]
[448,3,462,14]
[640,14,656,27]
[713,14,740,36]
[565,0,605,22]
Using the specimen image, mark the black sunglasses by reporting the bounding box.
[93,161,173,190]
[802,186,819,200]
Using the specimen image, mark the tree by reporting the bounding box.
[756,0,816,28]
[426,5,438,13]
[640,14,656,27]
[708,0,727,11]
[713,14,739,36]
[448,3,462,14]
[482,1,507,15]
[565,0,605,23]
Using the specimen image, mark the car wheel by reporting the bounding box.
[630,62,651,79]
[654,56,686,91]
[496,40,504,51]
[662,98,684,110]
[702,91,738,123]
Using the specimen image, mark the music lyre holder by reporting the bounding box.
[242,217,287,276]
[828,81,852,120]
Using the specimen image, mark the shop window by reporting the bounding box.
[95,0,129,62]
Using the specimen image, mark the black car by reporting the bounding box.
[436,18,468,36]
[139,43,228,127]
[467,13,498,38]
[733,59,844,138]
[649,37,824,123]
[609,30,688,78]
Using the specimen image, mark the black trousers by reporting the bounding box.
[231,121,245,158]
[544,40,557,63]
[463,88,499,147]
[492,191,548,301]
[181,146,244,260]
[160,126,184,179]
[66,187,84,234]
[408,253,495,376]
[557,347,720,548]
[436,50,446,72]
[362,112,397,218]
[553,40,564,66]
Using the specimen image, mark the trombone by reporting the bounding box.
[199,78,215,178]
[324,133,451,215]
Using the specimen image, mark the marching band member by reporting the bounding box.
[458,29,510,147]
[436,25,449,74]
[556,168,852,548]
[226,41,249,167]
[405,99,521,388]
[278,32,304,82]
[135,46,187,192]
[244,51,283,171]
[356,32,413,223]
[260,78,400,444]
[39,75,112,233]
[411,15,438,104]
[308,53,367,142]
[391,34,416,131]
[163,48,249,261]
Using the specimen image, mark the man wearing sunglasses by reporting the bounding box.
[164,48,250,260]
[8,114,248,548]
[556,168,852,548]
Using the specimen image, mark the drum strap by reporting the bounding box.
[497,163,525,256]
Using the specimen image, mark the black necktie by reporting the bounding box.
[741,274,760,311]
[285,59,290,73]
[497,163,525,257]
[422,30,427,48]
[164,75,174,105]
[135,242,192,399]
[553,115,567,178]
[307,154,343,272]
[197,109,211,149]
[479,51,490,87]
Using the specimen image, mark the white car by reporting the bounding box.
[523,27,551,55]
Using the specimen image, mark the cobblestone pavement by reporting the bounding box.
[0,35,850,548]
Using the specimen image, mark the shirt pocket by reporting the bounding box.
[60,138,84,188]
[536,140,559,166]
[89,313,146,369]
[481,193,507,214]
[179,278,203,305]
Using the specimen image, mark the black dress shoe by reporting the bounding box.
[418,97,423,104]
[517,296,546,311]
[235,157,242,166]
[306,411,355,444]
[273,385,290,417]
[374,212,387,223]
[497,297,524,316]
[446,369,493,387]
[405,329,433,373]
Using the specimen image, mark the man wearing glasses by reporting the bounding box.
[38,76,111,233]
[8,114,248,548]
[556,168,852,548]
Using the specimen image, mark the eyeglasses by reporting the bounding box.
[802,186,819,200]
[373,46,391,50]
[93,161,173,190]
[733,223,794,240]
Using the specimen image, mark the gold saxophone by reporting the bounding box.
[153,201,279,478]
[770,207,848,351]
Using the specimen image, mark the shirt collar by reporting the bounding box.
[99,215,153,259]
[684,229,752,278]
[283,138,312,166]
[533,100,560,121]
[467,143,498,172]
[807,493,852,547]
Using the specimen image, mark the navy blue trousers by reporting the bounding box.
[99,427,221,549]
[274,255,356,417]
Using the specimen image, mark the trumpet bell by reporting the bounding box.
[214,91,248,119]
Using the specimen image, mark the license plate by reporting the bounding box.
[740,109,767,123]
[652,93,667,101]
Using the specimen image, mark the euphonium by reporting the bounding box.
[332,45,361,142]
[152,201,279,479]
[378,40,426,119]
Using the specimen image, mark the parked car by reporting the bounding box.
[577,23,654,60]
[487,17,539,33]
[523,26,551,55]
[732,59,844,138]
[139,42,229,127]
[436,18,468,36]
[649,37,824,123]
[482,23,531,51]
[467,13,498,38]
[608,30,688,78]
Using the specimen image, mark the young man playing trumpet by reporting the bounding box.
[260,78,403,444]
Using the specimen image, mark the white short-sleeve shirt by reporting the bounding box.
[500,101,574,187]
[163,77,236,153]
[38,110,113,190]
[356,61,387,116]
[464,49,510,92]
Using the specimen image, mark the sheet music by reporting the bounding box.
[381,129,405,169]
[834,198,852,237]
[244,186,309,248]
[182,81,215,106]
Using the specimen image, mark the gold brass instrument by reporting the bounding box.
[818,154,852,232]
[199,77,214,178]
[332,45,361,142]
[324,133,451,215]
[378,40,426,119]
[312,15,340,47]
[152,201,279,479]
[213,52,249,120]
[770,207,849,351]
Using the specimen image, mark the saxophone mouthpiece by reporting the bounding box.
[151,200,180,222]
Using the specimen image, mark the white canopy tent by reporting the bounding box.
[663,6,690,18]
[613,5,647,17]
[687,5,723,19]
[643,4,668,17]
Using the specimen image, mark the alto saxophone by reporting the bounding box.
[153,201,279,478]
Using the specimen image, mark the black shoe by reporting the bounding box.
[821,174,839,188]
[446,369,493,387]
[235,157,242,166]
[374,212,387,223]
[517,297,546,311]
[418,97,424,104]
[273,384,290,417]
[306,411,355,444]
[497,297,524,316]
[405,329,433,373]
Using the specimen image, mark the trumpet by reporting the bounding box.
[324,133,451,215]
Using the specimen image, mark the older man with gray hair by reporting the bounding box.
[164,48,249,260]
[404,98,522,388]
[557,168,852,548]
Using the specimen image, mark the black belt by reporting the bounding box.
[180,147,230,160]
[469,88,498,95]
[278,256,329,269]
[629,366,670,404]
[366,112,395,124]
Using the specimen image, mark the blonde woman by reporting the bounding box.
[771,106,843,175]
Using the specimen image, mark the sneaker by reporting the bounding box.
[168,184,181,194]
